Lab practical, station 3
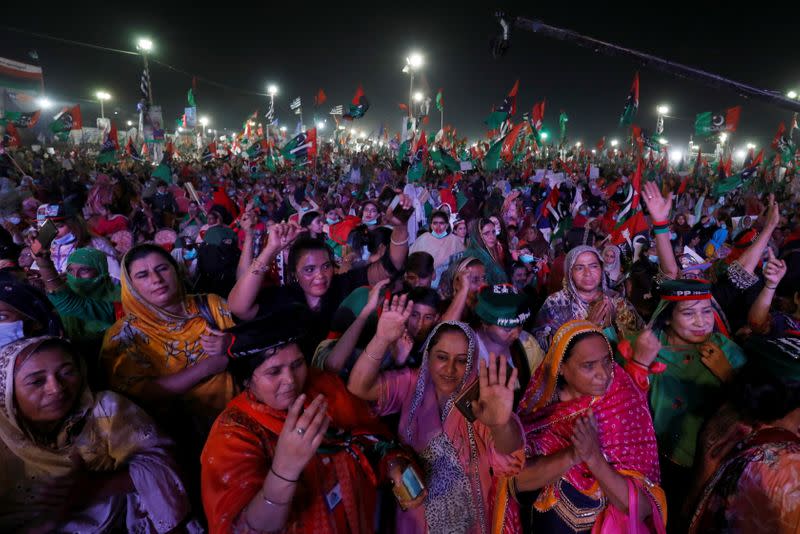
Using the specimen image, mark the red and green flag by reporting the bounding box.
[694,106,741,137]
[96,122,119,164]
[772,122,796,163]
[50,106,82,133]
[407,132,428,182]
[1,110,40,128]
[483,135,506,172]
[484,80,519,130]
[343,86,369,120]
[619,72,639,126]
[282,128,318,162]
[0,57,43,95]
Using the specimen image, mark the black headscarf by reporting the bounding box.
[0,278,64,337]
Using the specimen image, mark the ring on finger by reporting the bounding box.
[296,427,306,436]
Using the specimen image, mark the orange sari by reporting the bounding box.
[201,370,388,534]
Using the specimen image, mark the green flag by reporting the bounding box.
[484,136,505,172]
[435,89,444,112]
[187,88,196,108]
[152,163,172,183]
[96,150,117,165]
[396,140,410,167]
[559,112,569,145]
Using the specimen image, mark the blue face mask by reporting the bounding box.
[326,217,339,225]
[53,232,76,246]
[364,219,377,226]
[648,255,659,263]
[579,209,588,216]
[432,230,448,239]
[0,320,24,347]
[183,248,198,261]
[520,254,535,264]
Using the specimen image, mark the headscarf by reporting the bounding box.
[563,245,607,316]
[464,220,508,285]
[601,245,622,281]
[518,320,666,527]
[66,247,120,303]
[406,321,488,533]
[0,279,63,337]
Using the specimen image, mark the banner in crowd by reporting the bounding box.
[184,106,197,128]
[0,57,43,114]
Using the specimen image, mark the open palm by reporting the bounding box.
[472,354,518,428]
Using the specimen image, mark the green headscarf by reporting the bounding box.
[66,247,120,302]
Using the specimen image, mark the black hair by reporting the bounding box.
[124,243,180,274]
[731,363,800,424]
[300,210,321,228]
[407,286,441,311]
[426,323,467,353]
[209,204,233,225]
[511,261,527,273]
[287,236,334,281]
[227,342,304,390]
[406,252,434,278]
[430,210,449,224]
[367,227,392,254]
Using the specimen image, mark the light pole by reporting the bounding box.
[413,91,424,117]
[136,38,154,147]
[403,52,424,118]
[656,104,669,135]
[199,116,209,140]
[96,91,111,119]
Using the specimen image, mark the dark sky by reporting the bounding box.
[3,3,800,153]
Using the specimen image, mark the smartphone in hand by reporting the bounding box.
[36,220,59,249]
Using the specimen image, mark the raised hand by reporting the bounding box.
[472,353,518,429]
[376,294,414,344]
[361,278,390,318]
[765,194,780,229]
[642,181,673,223]
[632,329,662,367]
[763,247,787,287]
[271,394,331,480]
[239,210,259,234]
[262,222,303,257]
[386,194,413,227]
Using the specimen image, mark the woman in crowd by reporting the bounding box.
[410,210,466,287]
[0,277,63,346]
[464,217,509,285]
[623,279,746,516]
[601,244,626,296]
[532,245,643,352]
[0,336,197,533]
[228,196,412,357]
[515,320,666,533]
[300,210,325,240]
[348,295,525,534]
[101,244,235,422]
[202,311,389,534]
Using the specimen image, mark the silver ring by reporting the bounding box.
[296,427,305,436]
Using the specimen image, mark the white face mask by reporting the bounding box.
[0,320,24,347]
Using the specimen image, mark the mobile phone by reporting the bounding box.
[401,466,424,499]
[389,195,413,223]
[454,378,480,422]
[36,219,59,249]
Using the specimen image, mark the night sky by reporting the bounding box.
[2,3,800,154]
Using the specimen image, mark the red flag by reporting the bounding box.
[501,122,527,161]
[508,80,520,116]
[722,154,733,177]
[752,148,764,167]
[772,122,786,152]
[351,85,364,106]
[724,106,742,132]
[314,88,327,107]
[108,122,119,150]
[307,128,318,159]
[596,137,606,150]
[611,210,648,245]
[531,100,545,130]
[3,123,20,148]
[141,142,149,156]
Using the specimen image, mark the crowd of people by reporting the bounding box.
[0,140,798,534]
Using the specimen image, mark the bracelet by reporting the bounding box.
[390,237,409,246]
[269,467,298,483]
[630,359,651,370]
[653,227,670,236]
[251,259,268,275]
[652,220,669,227]
[765,283,778,290]
[260,490,290,507]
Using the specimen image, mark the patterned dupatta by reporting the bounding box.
[518,320,667,528]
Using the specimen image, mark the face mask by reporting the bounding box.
[579,209,588,216]
[648,255,659,263]
[364,219,377,226]
[183,248,198,261]
[0,320,24,347]
[520,254,535,264]
[8,216,20,225]
[432,230,448,239]
[326,217,339,225]
[67,274,104,296]
[53,232,76,246]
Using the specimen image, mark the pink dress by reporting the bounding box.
[375,367,524,534]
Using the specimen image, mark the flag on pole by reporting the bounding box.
[619,72,639,126]
[1,110,41,128]
[140,69,150,102]
[289,97,302,110]
[435,89,444,112]
[694,106,741,137]
[407,131,428,182]
[329,105,343,115]
[50,106,82,133]
[559,111,569,146]
[485,80,519,129]
[97,122,119,164]
[281,128,318,162]
[772,122,796,163]
[187,88,196,108]
[314,89,327,107]
[202,142,217,162]
[343,86,369,120]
